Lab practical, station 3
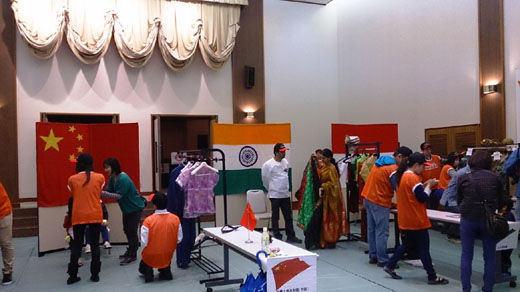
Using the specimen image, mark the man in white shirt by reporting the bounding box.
[261,143,302,243]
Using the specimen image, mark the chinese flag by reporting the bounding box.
[240,203,257,231]
[36,122,139,207]
[271,258,311,290]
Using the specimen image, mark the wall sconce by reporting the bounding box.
[483,84,497,94]
[245,111,255,119]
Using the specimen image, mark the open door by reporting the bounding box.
[153,116,162,192]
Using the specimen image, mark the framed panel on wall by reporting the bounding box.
[425,124,481,157]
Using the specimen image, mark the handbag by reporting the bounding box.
[469,174,509,240]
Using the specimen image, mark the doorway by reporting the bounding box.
[151,114,218,192]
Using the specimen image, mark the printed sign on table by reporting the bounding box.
[266,255,317,292]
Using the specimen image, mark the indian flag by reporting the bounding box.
[213,123,292,195]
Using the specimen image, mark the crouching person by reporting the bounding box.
[139,193,182,282]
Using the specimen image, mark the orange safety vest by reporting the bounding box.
[68,172,105,225]
[361,164,397,208]
[437,164,454,190]
[142,212,180,268]
[397,171,431,230]
[0,182,12,219]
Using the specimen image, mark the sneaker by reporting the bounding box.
[1,274,12,285]
[84,244,91,254]
[286,236,302,244]
[383,266,402,280]
[103,241,112,249]
[369,258,378,265]
[120,257,137,266]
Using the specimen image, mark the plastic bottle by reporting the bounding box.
[261,227,270,252]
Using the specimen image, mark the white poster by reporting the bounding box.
[266,255,317,292]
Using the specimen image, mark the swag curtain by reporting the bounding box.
[11,0,247,70]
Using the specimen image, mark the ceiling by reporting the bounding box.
[282,0,333,5]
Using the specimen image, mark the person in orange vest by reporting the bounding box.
[139,192,182,283]
[0,182,14,285]
[66,153,105,285]
[420,142,443,210]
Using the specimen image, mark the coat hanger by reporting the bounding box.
[191,161,219,175]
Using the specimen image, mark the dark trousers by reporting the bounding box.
[270,197,295,238]
[176,218,195,268]
[139,260,172,282]
[445,205,460,239]
[387,229,437,280]
[123,211,141,257]
[460,217,496,292]
[68,224,101,278]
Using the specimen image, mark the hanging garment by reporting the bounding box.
[167,164,185,218]
[177,164,219,218]
[297,157,320,230]
[359,155,377,183]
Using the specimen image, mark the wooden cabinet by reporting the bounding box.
[425,124,481,157]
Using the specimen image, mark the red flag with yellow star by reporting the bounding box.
[36,122,140,207]
[37,123,90,207]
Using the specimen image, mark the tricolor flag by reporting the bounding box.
[212,123,291,195]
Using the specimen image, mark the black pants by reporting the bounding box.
[388,229,437,280]
[270,197,295,238]
[176,218,195,269]
[123,210,141,257]
[139,260,172,282]
[68,223,101,278]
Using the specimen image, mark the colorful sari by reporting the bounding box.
[319,163,349,248]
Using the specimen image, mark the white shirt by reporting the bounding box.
[261,158,290,199]
[140,209,183,248]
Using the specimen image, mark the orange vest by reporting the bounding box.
[437,165,454,190]
[142,212,180,268]
[0,182,12,219]
[68,172,105,225]
[397,171,431,230]
[361,164,397,208]
[421,154,441,189]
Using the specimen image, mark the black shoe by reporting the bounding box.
[1,274,12,286]
[369,258,378,264]
[377,262,399,269]
[119,251,129,259]
[273,233,283,240]
[90,275,99,282]
[120,257,137,266]
[67,276,81,285]
[158,271,173,281]
[286,236,302,244]
[383,266,402,280]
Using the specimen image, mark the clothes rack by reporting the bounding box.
[342,142,381,242]
[176,148,241,291]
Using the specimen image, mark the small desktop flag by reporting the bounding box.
[240,203,257,231]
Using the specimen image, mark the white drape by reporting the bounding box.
[11,0,246,70]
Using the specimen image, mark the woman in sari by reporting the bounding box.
[318,149,349,248]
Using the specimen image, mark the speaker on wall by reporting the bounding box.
[245,66,255,89]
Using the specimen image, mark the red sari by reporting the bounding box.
[319,163,349,248]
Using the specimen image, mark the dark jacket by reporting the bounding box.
[457,168,507,220]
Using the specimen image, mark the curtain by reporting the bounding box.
[11,0,247,70]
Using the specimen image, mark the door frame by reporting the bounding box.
[150,114,218,192]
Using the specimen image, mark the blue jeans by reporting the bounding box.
[387,229,437,280]
[364,199,390,263]
[460,217,497,292]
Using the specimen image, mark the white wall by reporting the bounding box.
[264,0,339,185]
[16,35,233,198]
[336,0,480,151]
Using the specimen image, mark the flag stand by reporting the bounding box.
[245,216,253,244]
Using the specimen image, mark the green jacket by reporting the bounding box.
[106,172,144,214]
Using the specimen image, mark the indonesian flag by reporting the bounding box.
[212,123,291,195]
[240,203,257,231]
[36,122,140,207]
